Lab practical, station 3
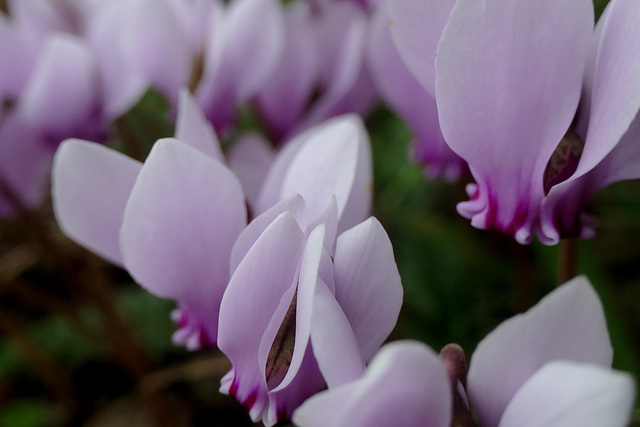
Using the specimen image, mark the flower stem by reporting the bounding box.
[557,238,577,285]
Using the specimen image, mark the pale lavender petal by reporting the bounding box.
[302,2,372,128]
[467,276,613,427]
[218,212,305,421]
[0,114,51,217]
[52,139,141,266]
[122,0,191,106]
[18,34,99,139]
[226,133,275,212]
[221,0,285,102]
[389,0,456,96]
[310,277,365,389]
[368,1,463,181]
[175,89,224,162]
[498,362,635,427]
[293,341,452,427]
[85,0,148,119]
[253,2,318,141]
[121,138,246,343]
[0,17,37,99]
[281,115,372,232]
[570,0,640,180]
[256,123,323,215]
[435,0,593,244]
[229,194,307,274]
[333,217,402,362]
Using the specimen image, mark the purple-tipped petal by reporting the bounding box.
[435,0,593,243]
[19,34,99,139]
[218,212,305,419]
[120,138,246,342]
[52,139,141,266]
[571,0,640,180]
[293,341,452,427]
[388,0,456,96]
[281,115,372,232]
[467,276,613,427]
[333,217,403,362]
[499,362,635,427]
[227,133,275,212]
[175,89,224,162]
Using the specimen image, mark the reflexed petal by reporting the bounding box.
[175,89,224,161]
[19,34,99,138]
[571,0,640,180]
[254,2,318,141]
[222,0,285,102]
[230,194,307,274]
[467,276,613,427]
[310,278,365,389]
[435,0,593,243]
[121,138,246,334]
[218,212,305,412]
[333,217,402,361]
[281,114,372,232]
[293,341,452,427]
[499,362,635,427]
[227,133,275,211]
[389,0,456,96]
[52,139,141,266]
[0,114,51,217]
[368,2,462,181]
[86,0,148,119]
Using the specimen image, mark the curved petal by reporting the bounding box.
[499,362,635,427]
[368,2,463,181]
[175,89,224,162]
[253,2,318,141]
[435,0,593,243]
[293,341,452,427]
[86,0,148,119]
[570,0,640,180]
[333,217,403,362]
[388,0,456,96]
[52,139,141,266]
[310,277,365,389]
[230,194,307,274]
[281,114,372,232]
[226,133,275,212]
[121,138,246,342]
[0,114,51,217]
[221,0,285,102]
[218,212,305,419]
[467,276,613,427]
[19,34,100,139]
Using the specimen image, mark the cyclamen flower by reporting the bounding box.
[53,89,372,349]
[392,0,640,244]
[293,277,636,427]
[217,207,402,426]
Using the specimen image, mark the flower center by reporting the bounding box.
[543,129,584,194]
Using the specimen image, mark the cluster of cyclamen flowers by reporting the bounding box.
[4,0,640,424]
